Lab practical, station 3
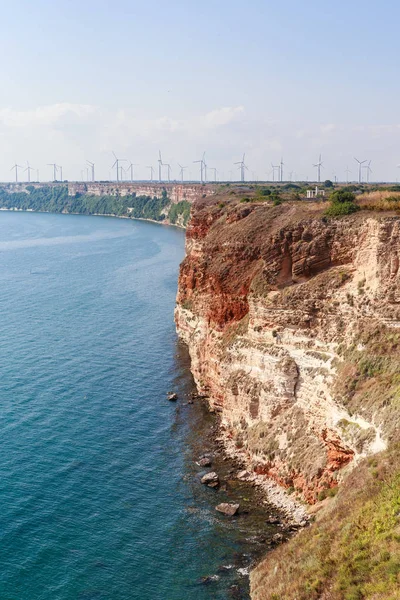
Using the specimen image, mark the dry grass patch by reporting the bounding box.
[358,191,400,212]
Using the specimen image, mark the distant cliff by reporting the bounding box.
[0,182,215,227]
[175,193,400,599]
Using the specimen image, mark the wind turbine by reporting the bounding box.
[11,163,23,183]
[47,163,58,181]
[271,163,280,182]
[354,157,367,184]
[203,153,207,182]
[364,160,372,184]
[280,157,284,182]
[345,166,351,183]
[112,151,127,183]
[234,153,248,182]
[127,162,138,182]
[158,151,163,182]
[178,163,188,182]
[313,154,323,183]
[194,152,206,183]
[24,161,34,183]
[164,163,172,183]
[87,160,95,182]
[36,169,39,182]
[147,166,155,181]
[208,167,217,182]
[57,165,63,181]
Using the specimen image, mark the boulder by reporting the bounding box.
[201,471,219,486]
[216,503,240,516]
[198,456,212,467]
[167,392,178,401]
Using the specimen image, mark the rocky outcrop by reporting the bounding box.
[175,198,399,503]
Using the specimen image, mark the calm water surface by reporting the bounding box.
[0,212,269,600]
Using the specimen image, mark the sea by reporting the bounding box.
[0,211,276,600]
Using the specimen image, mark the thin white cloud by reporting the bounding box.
[0,103,98,128]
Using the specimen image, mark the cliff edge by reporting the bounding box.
[175,194,400,599]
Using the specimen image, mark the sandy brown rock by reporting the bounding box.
[176,198,398,503]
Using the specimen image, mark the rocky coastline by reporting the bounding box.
[175,193,400,598]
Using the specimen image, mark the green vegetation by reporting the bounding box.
[168,200,191,226]
[326,189,360,216]
[252,445,400,600]
[0,185,191,225]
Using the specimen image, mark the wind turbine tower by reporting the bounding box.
[209,167,217,182]
[354,157,367,184]
[280,157,284,182]
[178,164,187,182]
[24,161,34,183]
[87,161,95,182]
[11,163,23,183]
[234,154,247,182]
[364,160,372,184]
[112,151,127,183]
[202,153,207,183]
[147,166,155,182]
[158,151,163,182]
[313,155,323,183]
[345,166,351,183]
[194,153,205,184]
[127,162,138,182]
[47,163,58,181]
[271,163,280,182]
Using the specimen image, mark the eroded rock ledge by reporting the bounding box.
[175,197,400,504]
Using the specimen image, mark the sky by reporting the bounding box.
[1,0,400,183]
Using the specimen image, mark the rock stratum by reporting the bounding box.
[175,195,400,599]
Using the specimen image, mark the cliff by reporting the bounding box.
[0,182,215,227]
[175,194,400,598]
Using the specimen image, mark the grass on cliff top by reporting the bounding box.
[251,444,400,600]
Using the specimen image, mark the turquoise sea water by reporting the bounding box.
[0,211,271,600]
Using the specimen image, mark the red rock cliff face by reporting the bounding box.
[176,199,400,503]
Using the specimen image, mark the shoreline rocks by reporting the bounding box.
[216,503,240,516]
[201,471,220,487]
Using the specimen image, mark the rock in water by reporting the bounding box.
[200,471,219,486]
[198,456,212,467]
[216,503,240,516]
[167,392,178,401]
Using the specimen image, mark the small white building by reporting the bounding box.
[306,186,326,199]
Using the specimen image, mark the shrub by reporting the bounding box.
[325,202,359,216]
[330,190,356,204]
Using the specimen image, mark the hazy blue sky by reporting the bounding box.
[1,0,400,182]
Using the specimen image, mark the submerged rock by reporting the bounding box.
[216,502,240,516]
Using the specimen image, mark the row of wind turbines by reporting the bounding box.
[7,152,386,185]
[108,151,377,185]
